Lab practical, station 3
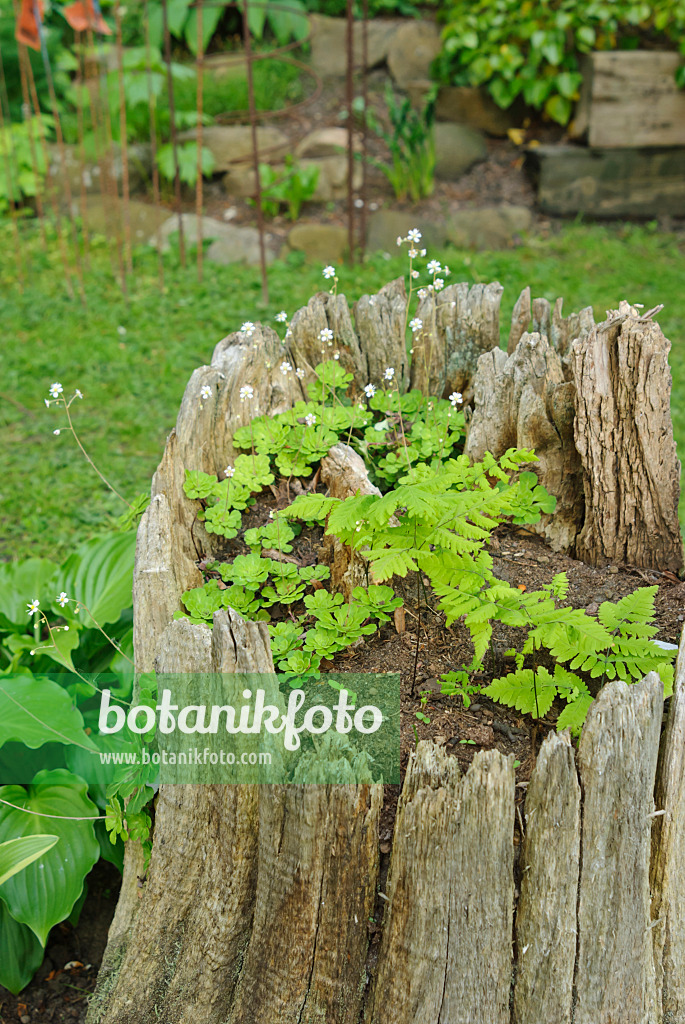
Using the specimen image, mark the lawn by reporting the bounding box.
[1,220,683,562]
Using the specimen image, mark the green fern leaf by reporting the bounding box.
[556,693,594,735]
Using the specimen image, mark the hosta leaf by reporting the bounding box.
[0,835,58,886]
[0,673,94,751]
[57,532,135,626]
[0,769,99,944]
[0,558,59,629]
[0,898,44,993]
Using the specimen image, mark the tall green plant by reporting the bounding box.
[365,88,435,202]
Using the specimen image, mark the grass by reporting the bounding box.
[0,220,683,562]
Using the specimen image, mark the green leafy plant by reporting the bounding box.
[257,157,320,220]
[0,835,59,887]
[364,87,435,202]
[157,140,216,188]
[0,115,54,212]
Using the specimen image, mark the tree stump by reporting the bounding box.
[572,305,684,571]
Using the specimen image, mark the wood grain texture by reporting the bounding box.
[354,277,409,391]
[287,290,367,388]
[367,745,514,1024]
[513,730,580,1024]
[574,51,685,148]
[651,626,685,1022]
[410,281,503,402]
[574,673,664,1024]
[572,310,684,571]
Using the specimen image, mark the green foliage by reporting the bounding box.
[0,835,59,887]
[157,141,216,187]
[435,0,685,125]
[364,88,435,202]
[257,157,320,220]
[0,115,54,212]
[183,455,274,539]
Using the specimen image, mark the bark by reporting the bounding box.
[287,290,367,389]
[465,333,584,552]
[651,626,685,1021]
[513,731,580,1024]
[367,745,515,1024]
[354,277,409,391]
[508,286,531,354]
[574,674,663,1024]
[410,281,503,402]
[572,309,684,571]
[320,443,382,600]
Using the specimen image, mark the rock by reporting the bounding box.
[435,85,522,137]
[151,213,274,264]
[387,21,441,90]
[295,127,352,160]
[74,195,170,243]
[179,125,290,173]
[366,210,448,253]
[434,123,487,180]
[309,14,403,77]
[287,222,348,262]
[445,206,532,250]
[51,141,151,198]
[223,154,360,202]
[527,143,685,218]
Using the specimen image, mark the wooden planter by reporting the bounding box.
[88,279,685,1024]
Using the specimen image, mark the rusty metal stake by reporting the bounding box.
[243,0,269,304]
[162,0,186,267]
[196,0,204,282]
[345,0,354,265]
[115,0,133,275]
[144,0,164,291]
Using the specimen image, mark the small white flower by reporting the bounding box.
[411,269,419,279]
[417,288,428,300]
[427,283,434,292]
[27,599,40,616]
[305,414,317,427]
[434,278,444,291]
[354,198,364,208]
[409,318,423,333]
[407,228,421,243]
[396,236,404,246]
[280,361,293,375]
[200,385,212,401]
[285,328,293,339]
[239,384,254,401]
[319,328,334,344]
[117,325,127,337]
[427,260,441,275]
[225,466,235,478]
[420,248,427,257]
[74,389,83,399]
[45,399,50,408]
[384,367,395,381]
[241,321,255,337]
[449,391,463,406]
[57,592,69,608]
[333,352,340,360]
[443,265,450,276]
[53,429,61,435]
[275,311,288,323]
[408,248,418,259]
[295,367,305,380]
[49,382,63,398]
[364,383,376,398]
[322,266,336,279]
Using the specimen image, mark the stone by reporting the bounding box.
[178,125,290,173]
[223,154,360,202]
[309,14,403,77]
[445,205,532,250]
[528,143,685,218]
[151,213,275,265]
[387,21,441,90]
[287,222,348,262]
[434,122,487,180]
[73,195,169,243]
[435,86,522,137]
[50,141,151,198]
[366,210,448,253]
[295,127,352,160]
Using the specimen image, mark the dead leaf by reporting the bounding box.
[507,127,526,146]
[393,605,406,634]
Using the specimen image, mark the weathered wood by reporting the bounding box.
[368,745,514,1024]
[528,143,685,218]
[573,51,685,149]
[287,290,368,388]
[354,277,409,390]
[513,730,580,1024]
[651,626,685,1021]
[508,286,531,354]
[465,334,584,552]
[549,296,596,364]
[410,281,503,402]
[574,673,664,1024]
[230,783,382,1024]
[572,308,684,571]
[320,443,382,599]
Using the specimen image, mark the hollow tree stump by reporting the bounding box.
[572,306,684,571]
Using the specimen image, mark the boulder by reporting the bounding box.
[206,230,276,266]
[366,210,448,253]
[387,21,441,90]
[287,222,348,262]
[50,141,151,198]
[309,14,403,77]
[434,123,487,180]
[445,206,531,250]
[295,127,353,160]
[150,213,274,264]
[435,86,522,137]
[74,195,169,243]
[178,125,290,173]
